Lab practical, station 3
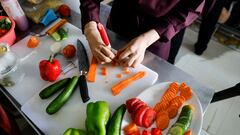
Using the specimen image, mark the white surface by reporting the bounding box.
[121,82,203,135]
[20,22,158,135]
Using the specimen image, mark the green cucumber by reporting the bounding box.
[167,126,183,135]
[107,104,126,135]
[39,78,70,99]
[57,28,68,40]
[46,76,79,115]
[63,128,86,135]
[167,105,193,135]
[51,31,61,41]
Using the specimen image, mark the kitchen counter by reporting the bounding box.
[0,5,214,135]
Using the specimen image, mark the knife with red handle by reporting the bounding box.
[97,23,111,47]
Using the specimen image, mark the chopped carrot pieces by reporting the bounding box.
[156,111,170,130]
[167,105,178,119]
[124,67,131,74]
[162,91,176,103]
[169,96,185,109]
[116,74,122,78]
[87,57,97,82]
[101,67,107,76]
[123,123,140,135]
[180,86,193,100]
[179,82,187,92]
[111,71,146,96]
[184,130,192,135]
[154,101,169,113]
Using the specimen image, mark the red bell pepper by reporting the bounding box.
[39,55,61,82]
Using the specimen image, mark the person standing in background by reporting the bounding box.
[194,0,236,55]
[80,0,205,66]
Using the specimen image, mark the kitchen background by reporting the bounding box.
[2,0,240,135]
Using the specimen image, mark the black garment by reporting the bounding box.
[168,28,186,64]
[194,0,226,55]
[211,83,240,103]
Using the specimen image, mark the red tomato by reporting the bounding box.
[151,128,162,135]
[134,106,149,126]
[58,4,71,17]
[132,101,146,116]
[126,98,140,113]
[142,130,151,135]
[142,108,156,128]
[62,44,76,58]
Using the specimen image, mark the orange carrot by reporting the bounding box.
[123,123,140,135]
[154,101,169,113]
[111,71,146,96]
[180,86,193,100]
[124,67,131,74]
[116,74,122,78]
[167,105,178,119]
[184,130,192,135]
[46,19,67,35]
[179,82,187,92]
[156,111,170,130]
[169,96,185,108]
[161,91,176,103]
[101,67,107,76]
[87,57,98,82]
[169,82,179,91]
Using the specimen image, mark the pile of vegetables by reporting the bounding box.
[123,82,194,135]
[0,18,12,37]
[63,101,126,135]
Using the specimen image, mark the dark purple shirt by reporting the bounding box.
[80,0,205,59]
[80,0,204,42]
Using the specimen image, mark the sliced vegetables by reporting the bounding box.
[111,71,146,96]
[126,98,156,128]
[51,28,68,41]
[87,57,97,82]
[123,123,140,135]
[167,105,193,135]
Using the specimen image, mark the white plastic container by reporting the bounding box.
[0,0,29,31]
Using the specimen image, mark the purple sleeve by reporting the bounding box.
[139,0,205,42]
[79,0,103,30]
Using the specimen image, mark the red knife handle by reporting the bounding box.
[97,23,110,46]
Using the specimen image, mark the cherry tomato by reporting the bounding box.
[142,108,156,128]
[62,44,76,58]
[134,106,149,126]
[142,130,151,135]
[58,4,71,17]
[151,128,162,135]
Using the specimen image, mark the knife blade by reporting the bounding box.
[77,39,90,103]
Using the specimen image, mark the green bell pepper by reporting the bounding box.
[85,101,111,135]
[63,128,86,135]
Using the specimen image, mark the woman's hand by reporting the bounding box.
[116,29,160,67]
[84,21,115,64]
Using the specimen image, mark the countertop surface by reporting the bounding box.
[0,4,215,134]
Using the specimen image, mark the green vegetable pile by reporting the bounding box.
[0,18,12,37]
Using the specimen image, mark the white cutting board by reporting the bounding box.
[21,21,158,135]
